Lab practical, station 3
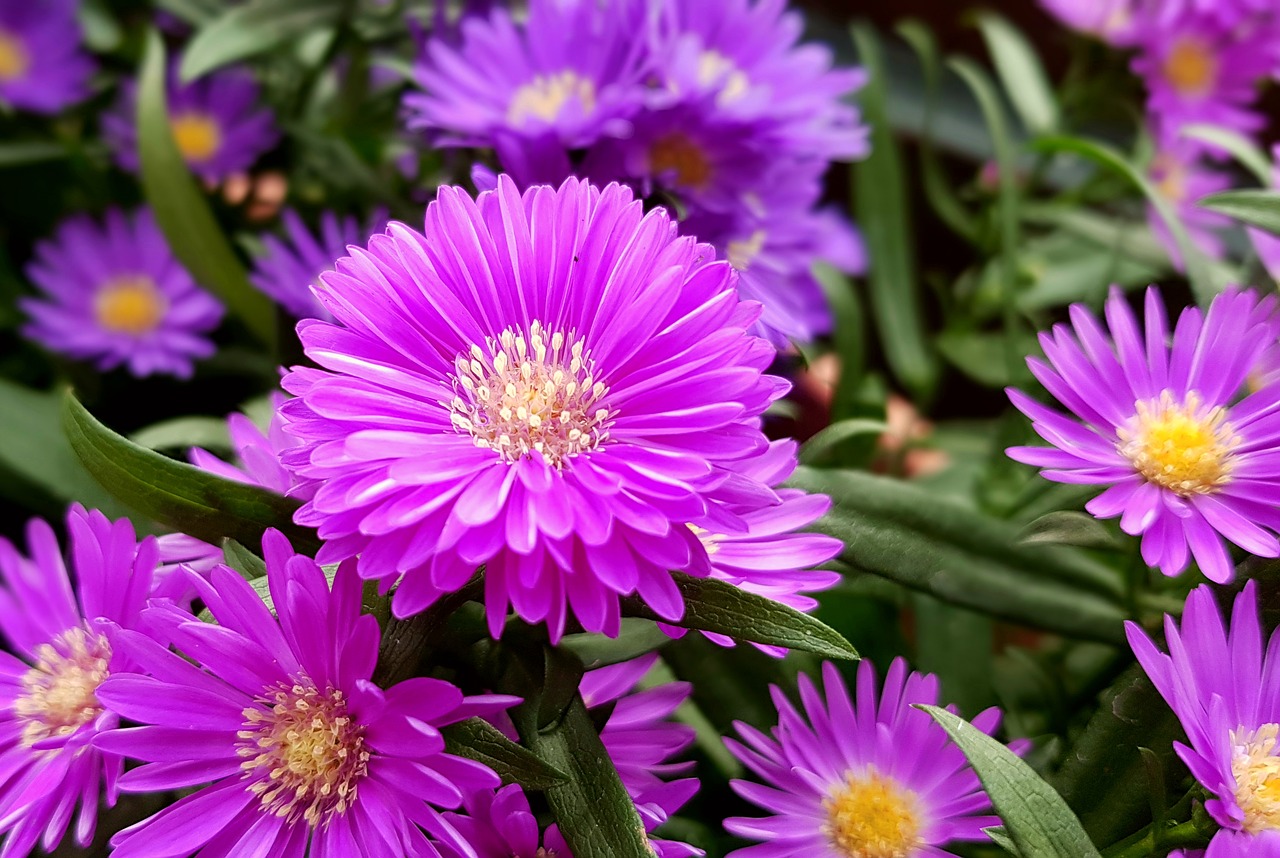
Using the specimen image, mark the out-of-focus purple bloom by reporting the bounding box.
[21,208,223,379]
[1248,145,1280,285]
[1038,0,1142,44]
[1147,144,1233,270]
[0,0,93,114]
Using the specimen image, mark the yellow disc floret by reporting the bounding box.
[15,627,111,748]
[170,112,223,165]
[1232,724,1280,834]
[1163,36,1218,97]
[1117,390,1239,496]
[95,276,167,336]
[508,71,597,126]
[0,28,30,82]
[823,768,924,858]
[649,134,713,192]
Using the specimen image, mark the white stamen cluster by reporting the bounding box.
[1232,723,1280,834]
[15,626,111,748]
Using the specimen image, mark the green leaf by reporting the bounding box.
[973,11,1059,135]
[131,416,232,453]
[181,0,347,81]
[1019,512,1121,552]
[63,392,317,553]
[813,262,867,421]
[559,619,672,670]
[799,418,889,466]
[1182,124,1272,184]
[620,572,859,660]
[136,31,276,347]
[1199,189,1280,236]
[443,718,568,792]
[788,467,1126,643]
[984,826,1018,854]
[221,538,266,580]
[919,704,1104,858]
[0,141,67,169]
[851,23,938,402]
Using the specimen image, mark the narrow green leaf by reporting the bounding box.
[0,141,67,169]
[851,23,938,402]
[799,418,889,466]
[789,467,1126,643]
[181,0,346,81]
[1199,189,1280,236]
[813,262,867,420]
[1182,124,1272,184]
[221,538,266,580]
[443,718,568,792]
[913,594,994,716]
[63,392,317,553]
[1019,512,1121,551]
[920,704,1103,858]
[137,31,276,347]
[131,416,232,453]
[974,12,1059,134]
[621,572,859,660]
[559,619,672,670]
[983,826,1018,854]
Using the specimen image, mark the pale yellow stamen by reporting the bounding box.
[649,134,713,191]
[1232,724,1280,834]
[449,320,613,468]
[95,276,167,336]
[15,627,111,748]
[687,524,721,556]
[823,768,924,858]
[1116,390,1239,496]
[0,28,30,82]
[238,680,369,827]
[1163,36,1218,97]
[726,230,767,271]
[697,50,749,104]
[170,112,223,164]
[508,71,596,126]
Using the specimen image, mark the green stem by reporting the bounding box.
[1104,820,1208,858]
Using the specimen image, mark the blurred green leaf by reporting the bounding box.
[156,0,221,26]
[1182,124,1271,184]
[0,141,67,169]
[63,392,317,552]
[1199,189,1280,236]
[913,594,994,716]
[799,418,889,466]
[920,705,1104,858]
[181,0,347,81]
[1019,512,1121,552]
[814,262,867,420]
[974,11,1059,135]
[137,31,277,347]
[131,416,232,453]
[936,328,1033,388]
[78,0,123,52]
[1013,231,1165,313]
[790,467,1126,643]
[443,718,568,792]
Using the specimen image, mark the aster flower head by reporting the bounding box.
[0,505,157,858]
[96,530,517,857]
[406,0,651,151]
[280,175,800,642]
[725,659,1006,858]
[1128,580,1280,854]
[1038,0,1142,44]
[251,209,389,320]
[0,0,93,114]
[1007,286,1280,584]
[1147,144,1233,269]
[21,207,223,379]
[103,60,279,182]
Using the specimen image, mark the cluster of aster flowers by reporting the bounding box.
[406,0,869,346]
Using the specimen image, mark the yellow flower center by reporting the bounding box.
[507,71,597,126]
[0,28,30,82]
[450,320,613,468]
[1163,36,1218,97]
[1152,156,1187,204]
[726,230,767,271]
[238,681,370,827]
[95,276,167,336]
[649,134,713,191]
[1116,391,1238,496]
[687,524,721,555]
[824,769,924,858]
[1232,724,1280,834]
[697,50,749,104]
[15,627,111,748]
[170,112,223,164]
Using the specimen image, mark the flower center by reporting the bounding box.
[823,769,924,858]
[449,321,613,468]
[0,28,30,82]
[1152,156,1187,204]
[170,112,223,164]
[1163,36,1218,97]
[687,524,721,555]
[649,134,713,191]
[238,680,369,827]
[14,627,111,748]
[725,230,767,271]
[1232,724,1280,834]
[95,275,168,336]
[697,50,749,103]
[1116,391,1238,496]
[508,70,597,126]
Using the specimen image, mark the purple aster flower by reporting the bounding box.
[251,209,389,320]
[0,505,158,858]
[1037,0,1142,44]
[1006,286,1280,584]
[188,393,314,500]
[21,207,223,379]
[647,0,868,163]
[0,0,93,114]
[405,0,651,151]
[95,530,517,858]
[1147,144,1233,269]
[279,176,797,642]
[103,60,278,183]
[725,659,1007,858]
[1128,580,1280,854]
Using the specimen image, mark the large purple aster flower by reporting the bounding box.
[1128,580,1280,854]
[725,659,1007,858]
[1007,286,1280,584]
[103,60,278,183]
[279,176,797,641]
[0,0,93,114]
[95,530,516,857]
[0,506,157,858]
[21,207,223,378]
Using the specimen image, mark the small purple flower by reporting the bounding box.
[1147,144,1233,269]
[725,659,1007,858]
[188,393,313,500]
[0,0,94,114]
[103,60,278,183]
[1007,286,1280,583]
[21,207,223,379]
[95,530,517,857]
[0,506,157,858]
[251,209,389,320]
[1038,0,1142,44]
[1128,580,1280,854]
[280,176,803,642]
